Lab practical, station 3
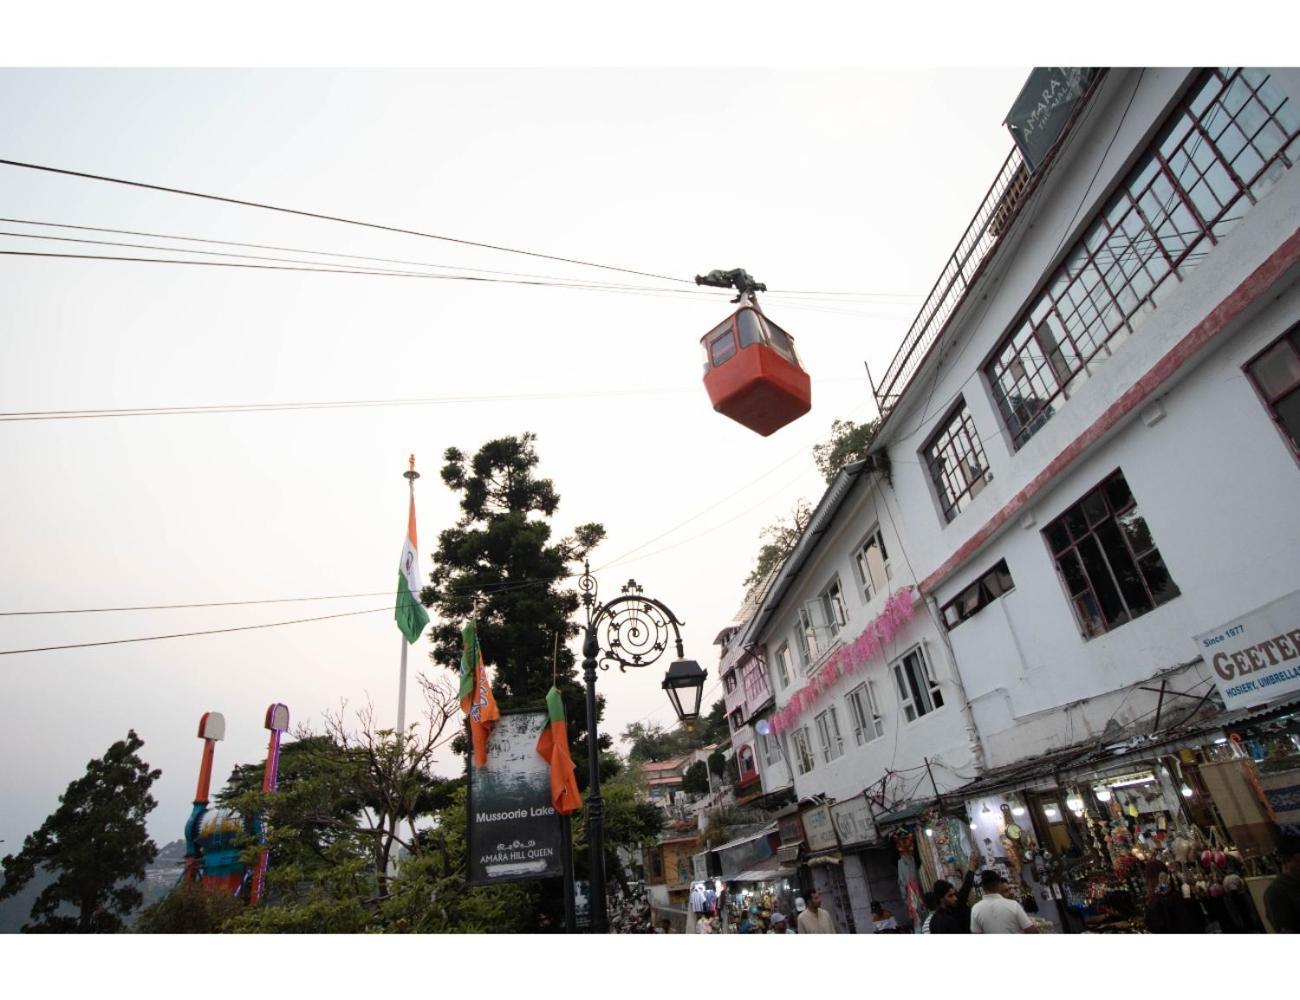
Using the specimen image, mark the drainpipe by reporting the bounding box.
[926,593,988,777]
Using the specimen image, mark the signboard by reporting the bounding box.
[574,880,591,930]
[661,839,698,889]
[801,803,839,853]
[777,813,805,846]
[466,710,564,885]
[1195,589,1300,711]
[1005,68,1099,170]
[830,795,877,848]
[692,851,709,882]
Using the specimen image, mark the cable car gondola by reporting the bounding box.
[696,268,811,436]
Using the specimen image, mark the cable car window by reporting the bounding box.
[709,326,737,367]
[765,319,798,364]
[737,309,763,349]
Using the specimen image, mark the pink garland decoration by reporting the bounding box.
[768,587,917,735]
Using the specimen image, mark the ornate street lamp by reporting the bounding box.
[577,560,703,934]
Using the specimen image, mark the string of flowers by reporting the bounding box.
[768,586,917,735]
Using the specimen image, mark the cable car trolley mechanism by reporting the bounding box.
[695,268,811,436]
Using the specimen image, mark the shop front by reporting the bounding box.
[801,802,856,933]
[830,793,880,933]
[714,824,797,931]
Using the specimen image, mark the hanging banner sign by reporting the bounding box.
[466,709,564,885]
[1195,589,1300,711]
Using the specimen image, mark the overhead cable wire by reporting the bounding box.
[0,157,693,285]
[0,605,392,657]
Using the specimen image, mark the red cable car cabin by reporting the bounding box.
[701,305,811,436]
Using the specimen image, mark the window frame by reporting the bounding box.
[790,726,816,775]
[890,645,944,723]
[818,575,850,638]
[1043,469,1181,639]
[854,525,892,603]
[985,68,1300,450]
[761,728,783,768]
[773,642,793,689]
[846,680,886,745]
[941,559,1016,630]
[1243,323,1300,461]
[795,607,820,667]
[923,399,992,523]
[814,706,845,763]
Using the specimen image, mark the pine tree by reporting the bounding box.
[421,433,606,762]
[0,731,160,932]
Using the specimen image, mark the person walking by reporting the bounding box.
[970,870,1037,934]
[796,890,836,933]
[919,891,938,934]
[770,911,795,934]
[1265,836,1300,933]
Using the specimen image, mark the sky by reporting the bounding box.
[0,64,1035,856]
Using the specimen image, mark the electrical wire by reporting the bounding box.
[0,605,391,657]
[0,157,693,285]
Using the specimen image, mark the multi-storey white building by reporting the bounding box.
[719,66,1300,932]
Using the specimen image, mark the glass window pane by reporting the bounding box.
[1045,521,1071,554]
[710,327,736,366]
[1076,535,1128,628]
[1272,388,1300,451]
[1249,341,1300,400]
[1102,472,1133,512]
[1138,551,1181,606]
[1058,549,1089,596]
[1096,519,1153,618]
[1117,508,1155,555]
[736,309,763,349]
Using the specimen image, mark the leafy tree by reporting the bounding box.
[707,750,726,779]
[134,880,243,934]
[681,761,710,796]
[742,499,812,590]
[621,721,689,762]
[813,418,879,483]
[421,433,607,763]
[0,731,160,933]
[701,698,728,746]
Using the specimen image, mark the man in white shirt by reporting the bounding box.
[970,871,1037,934]
[796,891,836,933]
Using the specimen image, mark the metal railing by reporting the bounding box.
[873,147,1029,417]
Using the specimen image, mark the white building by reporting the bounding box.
[717,66,1300,931]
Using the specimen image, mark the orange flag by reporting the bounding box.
[536,685,582,815]
[458,620,500,767]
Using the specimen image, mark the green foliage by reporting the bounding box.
[701,699,728,746]
[742,499,812,590]
[135,881,244,934]
[707,750,726,778]
[813,418,879,483]
[421,433,607,762]
[0,730,159,933]
[621,721,689,762]
[681,761,710,795]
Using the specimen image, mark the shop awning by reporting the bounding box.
[729,866,795,883]
[872,799,935,829]
[710,823,778,853]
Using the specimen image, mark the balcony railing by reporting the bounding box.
[872,147,1028,418]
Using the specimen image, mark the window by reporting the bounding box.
[796,607,821,666]
[818,576,849,638]
[791,726,816,775]
[941,559,1016,629]
[924,400,991,522]
[1044,470,1181,638]
[707,321,736,367]
[891,646,944,722]
[846,681,885,744]
[854,526,892,602]
[724,670,738,693]
[987,68,1300,449]
[1245,325,1300,456]
[728,709,744,735]
[761,729,783,768]
[737,309,763,348]
[815,707,845,762]
[774,643,793,689]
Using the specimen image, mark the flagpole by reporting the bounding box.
[398,456,421,735]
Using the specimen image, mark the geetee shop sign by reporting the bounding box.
[1196,589,1300,711]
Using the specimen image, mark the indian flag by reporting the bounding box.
[394,491,430,644]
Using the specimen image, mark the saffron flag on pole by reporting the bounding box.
[459,620,500,767]
[535,685,582,815]
[395,489,430,644]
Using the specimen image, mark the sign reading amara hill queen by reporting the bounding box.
[466,709,564,885]
[1195,589,1300,711]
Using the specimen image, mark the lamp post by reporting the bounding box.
[578,560,706,934]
